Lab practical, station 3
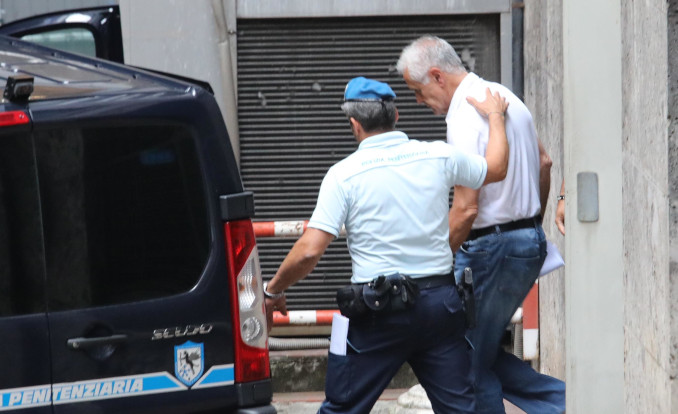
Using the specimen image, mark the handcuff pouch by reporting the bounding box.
[362,273,419,312]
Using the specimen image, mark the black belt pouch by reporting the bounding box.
[336,284,367,318]
[362,273,420,313]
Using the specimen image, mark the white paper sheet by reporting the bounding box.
[539,240,565,277]
[329,313,349,355]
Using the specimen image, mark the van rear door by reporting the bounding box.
[0,114,52,413]
[31,117,244,413]
[0,6,123,62]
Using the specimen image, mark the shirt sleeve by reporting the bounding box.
[444,146,488,190]
[447,122,487,157]
[307,168,347,237]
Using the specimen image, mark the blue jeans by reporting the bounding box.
[454,225,565,414]
[319,285,474,414]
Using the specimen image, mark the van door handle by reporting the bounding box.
[67,334,127,350]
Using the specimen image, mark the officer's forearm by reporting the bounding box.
[483,112,509,184]
[269,251,320,294]
[267,228,333,294]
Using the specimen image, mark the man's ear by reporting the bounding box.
[395,108,399,123]
[430,67,444,85]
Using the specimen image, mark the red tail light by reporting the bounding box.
[0,111,30,127]
[224,219,270,383]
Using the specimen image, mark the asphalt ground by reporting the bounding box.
[272,387,526,413]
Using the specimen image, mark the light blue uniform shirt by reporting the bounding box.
[308,131,487,283]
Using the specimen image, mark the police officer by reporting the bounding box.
[263,77,509,414]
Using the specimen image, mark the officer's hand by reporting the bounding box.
[265,296,288,334]
[467,87,509,118]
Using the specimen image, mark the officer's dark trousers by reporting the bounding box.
[318,285,474,414]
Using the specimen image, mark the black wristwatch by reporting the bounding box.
[557,194,565,201]
[263,282,285,299]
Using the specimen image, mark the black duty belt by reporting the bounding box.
[338,273,454,318]
[354,274,454,290]
[411,274,455,290]
[466,215,542,242]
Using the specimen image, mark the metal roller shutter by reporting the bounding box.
[238,14,500,310]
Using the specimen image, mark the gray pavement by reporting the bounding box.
[269,346,526,413]
[272,384,526,413]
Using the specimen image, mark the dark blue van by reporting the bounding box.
[0,35,275,413]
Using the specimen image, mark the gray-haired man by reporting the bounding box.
[398,35,566,414]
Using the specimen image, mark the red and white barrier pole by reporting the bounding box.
[254,221,342,327]
[253,220,345,238]
[255,220,536,349]
[253,220,308,238]
[273,309,339,326]
[522,282,539,360]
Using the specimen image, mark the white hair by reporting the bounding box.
[396,35,466,84]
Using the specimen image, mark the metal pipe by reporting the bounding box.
[269,336,330,351]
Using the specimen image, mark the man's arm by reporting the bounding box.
[538,138,553,217]
[555,179,565,235]
[264,228,334,331]
[449,185,480,252]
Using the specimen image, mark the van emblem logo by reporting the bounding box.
[174,341,204,387]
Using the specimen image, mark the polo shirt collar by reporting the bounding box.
[447,72,479,121]
[358,131,408,150]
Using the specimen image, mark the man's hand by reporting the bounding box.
[555,179,565,235]
[556,198,565,235]
[265,296,288,334]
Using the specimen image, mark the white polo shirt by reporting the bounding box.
[308,131,487,283]
[446,73,541,228]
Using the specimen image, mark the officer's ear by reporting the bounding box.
[349,117,362,134]
[395,108,399,123]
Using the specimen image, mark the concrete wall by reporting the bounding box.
[523,0,566,381]
[119,0,241,160]
[670,0,678,410]
[563,0,626,408]
[528,0,675,411]
[622,0,671,412]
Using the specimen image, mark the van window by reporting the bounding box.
[21,27,96,57]
[0,133,46,316]
[35,125,210,310]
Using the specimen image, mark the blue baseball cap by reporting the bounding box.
[344,77,396,101]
